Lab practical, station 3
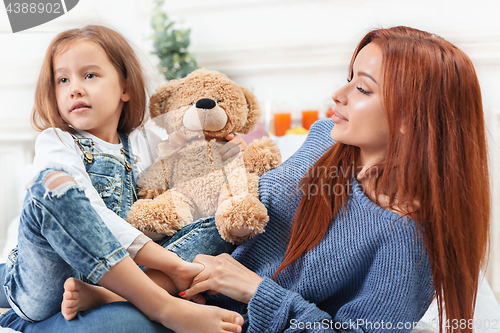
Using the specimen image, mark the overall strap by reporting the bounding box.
[118,132,137,173]
[118,132,139,202]
[70,133,95,164]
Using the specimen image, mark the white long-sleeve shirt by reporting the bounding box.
[31,124,163,256]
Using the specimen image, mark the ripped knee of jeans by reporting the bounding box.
[42,171,78,198]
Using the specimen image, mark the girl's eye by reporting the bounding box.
[85,73,97,79]
[58,77,68,84]
[356,86,373,95]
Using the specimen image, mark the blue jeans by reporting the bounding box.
[0,302,173,333]
[2,168,129,322]
[0,216,235,332]
[0,213,235,331]
[0,168,235,330]
[158,216,235,263]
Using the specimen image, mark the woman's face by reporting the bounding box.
[330,43,389,159]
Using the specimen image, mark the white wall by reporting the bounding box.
[0,0,498,299]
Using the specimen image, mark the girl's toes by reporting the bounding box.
[63,277,78,292]
[62,299,78,308]
[233,314,243,325]
[61,307,77,321]
[63,290,78,301]
[222,323,242,333]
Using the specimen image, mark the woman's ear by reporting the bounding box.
[238,86,261,134]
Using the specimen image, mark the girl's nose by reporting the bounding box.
[331,85,348,106]
[70,83,84,98]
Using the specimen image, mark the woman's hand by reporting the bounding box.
[219,133,247,161]
[180,253,263,304]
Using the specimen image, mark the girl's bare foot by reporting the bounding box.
[160,297,243,333]
[61,277,124,320]
[64,276,244,332]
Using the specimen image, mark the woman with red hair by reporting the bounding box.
[180,26,491,333]
[0,26,490,333]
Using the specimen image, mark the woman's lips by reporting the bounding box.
[331,110,348,123]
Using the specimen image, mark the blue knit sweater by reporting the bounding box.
[208,119,434,332]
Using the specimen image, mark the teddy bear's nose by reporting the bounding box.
[196,98,216,110]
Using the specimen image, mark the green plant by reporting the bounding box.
[150,0,198,80]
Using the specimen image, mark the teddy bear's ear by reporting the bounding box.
[238,86,262,134]
[149,80,182,118]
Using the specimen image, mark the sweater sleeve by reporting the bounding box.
[248,277,337,332]
[32,128,147,253]
[246,222,433,333]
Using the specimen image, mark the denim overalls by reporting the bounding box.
[2,133,135,322]
[1,131,234,323]
[72,132,138,219]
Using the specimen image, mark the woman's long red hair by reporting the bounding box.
[275,26,491,333]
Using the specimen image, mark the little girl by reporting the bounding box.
[0,25,244,333]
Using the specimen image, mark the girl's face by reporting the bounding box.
[330,43,389,161]
[53,40,130,143]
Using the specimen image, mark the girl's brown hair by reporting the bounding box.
[275,26,490,333]
[32,25,147,134]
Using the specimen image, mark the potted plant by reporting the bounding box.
[150,0,198,80]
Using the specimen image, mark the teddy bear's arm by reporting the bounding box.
[243,137,282,176]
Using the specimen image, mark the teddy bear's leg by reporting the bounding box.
[126,189,194,238]
[215,172,268,244]
[243,137,282,176]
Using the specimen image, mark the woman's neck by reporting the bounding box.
[356,149,402,215]
[356,151,419,217]
[356,149,384,180]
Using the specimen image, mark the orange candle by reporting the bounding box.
[273,113,292,136]
[302,110,319,130]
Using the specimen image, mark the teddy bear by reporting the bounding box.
[126,69,282,244]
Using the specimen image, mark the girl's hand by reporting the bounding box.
[219,133,247,161]
[180,253,262,304]
[169,261,205,293]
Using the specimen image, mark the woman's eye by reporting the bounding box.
[85,73,97,79]
[356,86,372,95]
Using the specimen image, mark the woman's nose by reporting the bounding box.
[331,85,348,106]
